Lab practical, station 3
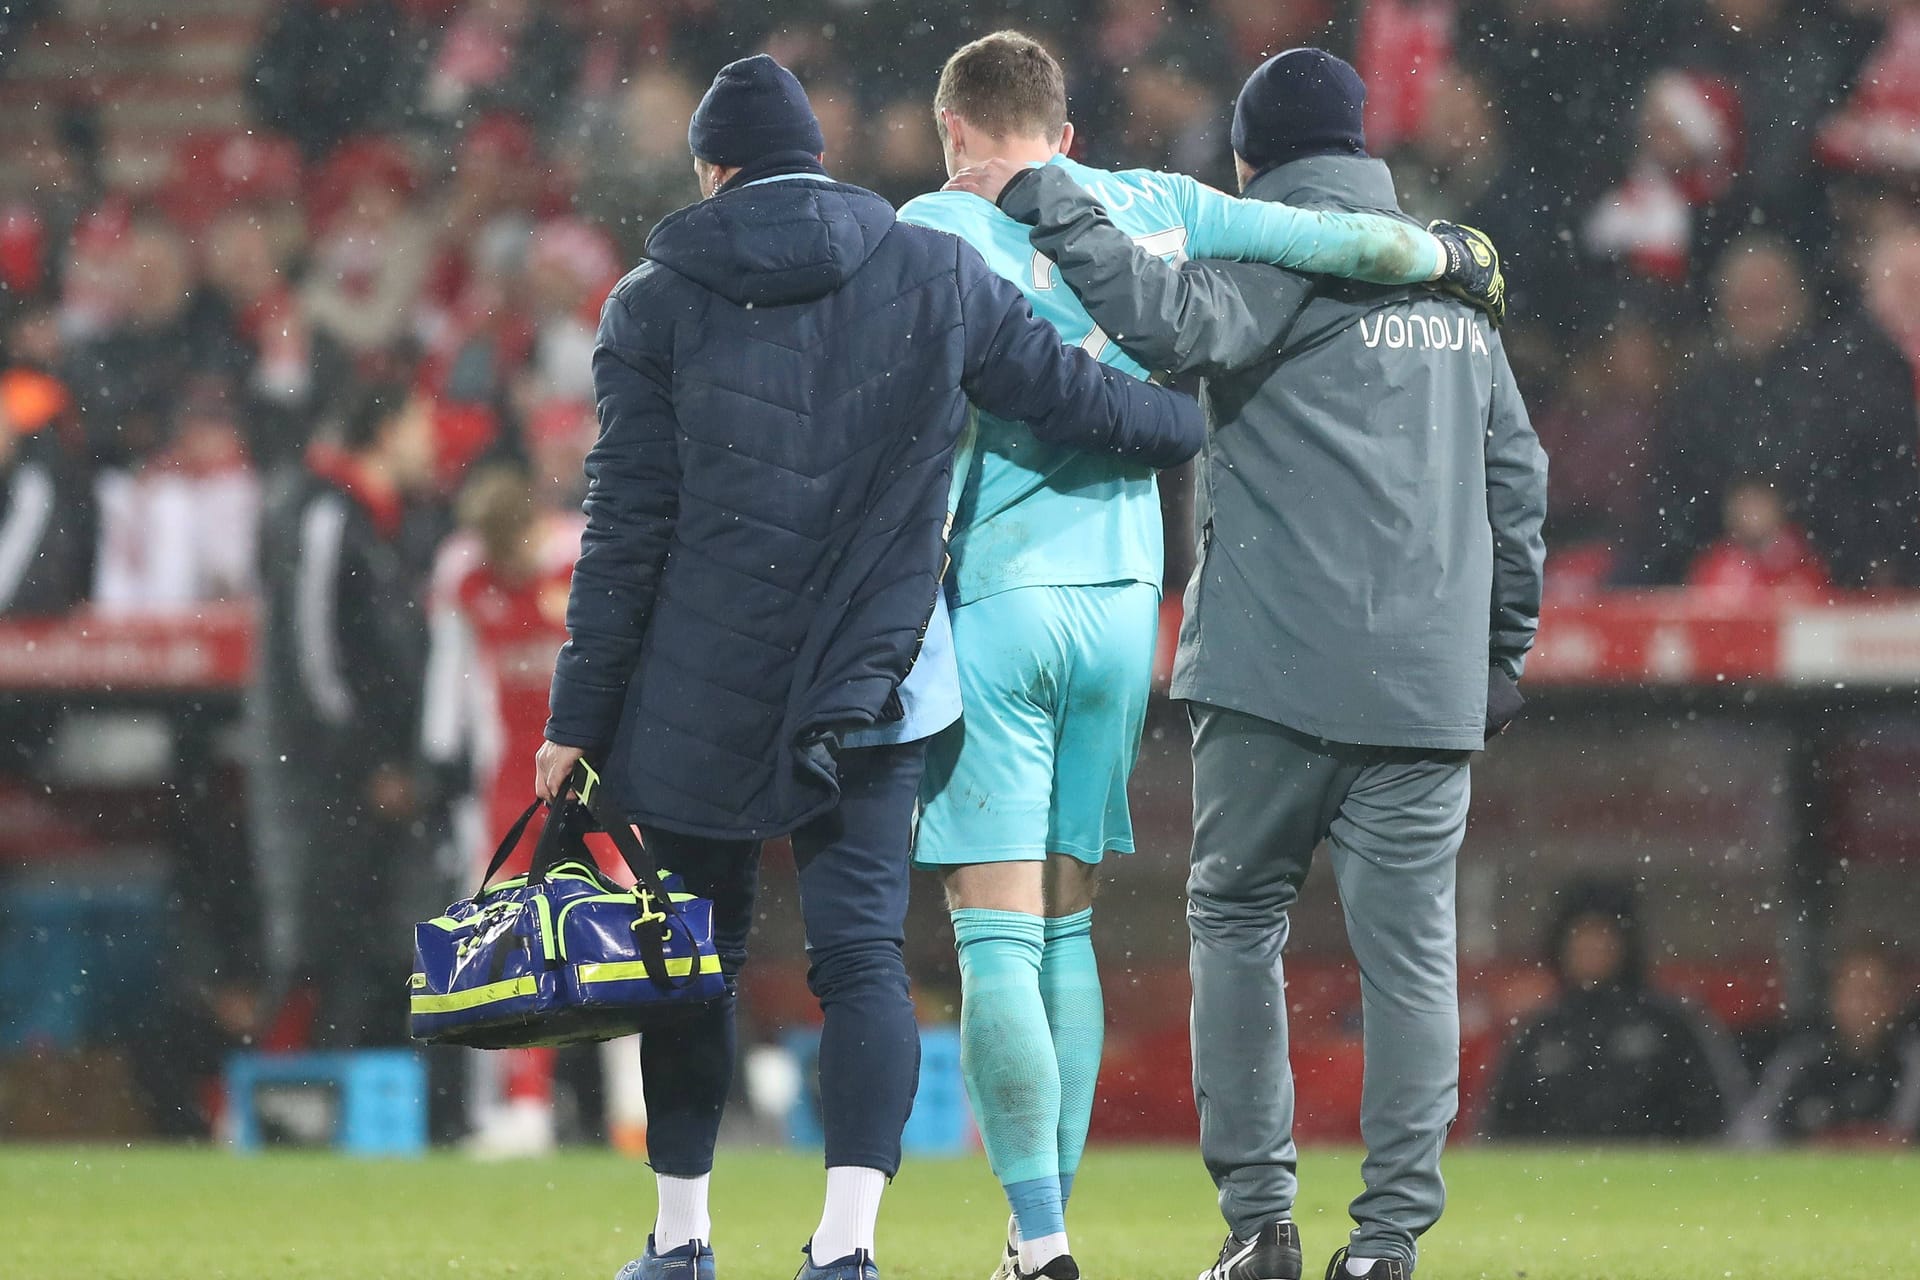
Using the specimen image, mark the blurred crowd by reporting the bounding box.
[1486,877,1920,1146]
[2,0,1920,619]
[1,0,1918,1139]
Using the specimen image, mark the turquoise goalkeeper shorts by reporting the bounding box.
[914,581,1158,868]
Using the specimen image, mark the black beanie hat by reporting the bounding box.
[688,54,826,168]
[1230,48,1367,175]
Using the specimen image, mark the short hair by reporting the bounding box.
[934,30,1067,143]
[335,379,414,453]
[457,462,536,566]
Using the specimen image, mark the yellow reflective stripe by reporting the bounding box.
[409,975,538,1014]
[544,863,605,883]
[479,868,602,898]
[535,894,556,963]
[575,956,721,985]
[408,972,427,989]
[477,875,529,898]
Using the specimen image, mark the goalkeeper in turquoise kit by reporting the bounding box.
[903,32,1504,1280]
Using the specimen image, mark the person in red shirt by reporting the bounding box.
[426,463,580,847]
[1687,477,1833,602]
[422,460,585,1157]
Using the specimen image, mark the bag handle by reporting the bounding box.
[525,797,614,888]
[471,799,544,899]
[568,759,694,994]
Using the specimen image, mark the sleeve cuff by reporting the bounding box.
[545,671,626,750]
[542,725,606,750]
[996,164,1046,224]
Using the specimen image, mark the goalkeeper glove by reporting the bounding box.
[1429,220,1506,327]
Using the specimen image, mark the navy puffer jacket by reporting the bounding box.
[546,172,1202,840]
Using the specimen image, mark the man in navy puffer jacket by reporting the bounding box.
[533,55,1203,1280]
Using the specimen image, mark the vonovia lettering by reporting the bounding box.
[1358,310,1489,356]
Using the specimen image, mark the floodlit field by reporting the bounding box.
[8,1143,1914,1279]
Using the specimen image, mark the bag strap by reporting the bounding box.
[472,799,544,899]
[569,759,692,994]
[525,796,600,886]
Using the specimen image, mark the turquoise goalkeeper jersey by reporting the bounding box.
[898,154,1442,605]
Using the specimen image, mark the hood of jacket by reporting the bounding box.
[644,175,897,308]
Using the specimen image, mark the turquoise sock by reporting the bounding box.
[1005,1176,1063,1243]
[1041,908,1102,1210]
[952,908,1064,1243]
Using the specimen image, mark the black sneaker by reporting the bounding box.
[1322,1247,1408,1280]
[1014,1257,1080,1280]
[1200,1221,1302,1280]
[988,1219,1079,1280]
[988,1216,1021,1280]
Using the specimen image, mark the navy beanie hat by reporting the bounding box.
[1230,48,1367,174]
[688,54,825,168]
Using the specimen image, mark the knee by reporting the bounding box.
[943,862,1046,915]
[1187,875,1299,926]
[807,938,909,1005]
[1043,856,1098,917]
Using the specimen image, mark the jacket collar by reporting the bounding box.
[717,150,828,194]
[1243,154,1402,213]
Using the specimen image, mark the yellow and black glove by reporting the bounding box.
[1429,220,1506,327]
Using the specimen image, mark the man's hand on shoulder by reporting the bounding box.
[943,158,1039,210]
[1429,220,1506,327]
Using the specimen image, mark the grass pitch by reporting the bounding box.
[7,1143,1914,1280]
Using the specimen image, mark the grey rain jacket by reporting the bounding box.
[1003,156,1547,750]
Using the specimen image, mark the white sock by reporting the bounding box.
[653,1173,711,1252]
[1345,1258,1380,1277]
[810,1166,887,1263]
[1017,1231,1071,1272]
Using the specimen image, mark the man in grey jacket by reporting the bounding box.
[952,48,1546,1280]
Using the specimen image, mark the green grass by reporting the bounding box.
[5,1144,1915,1279]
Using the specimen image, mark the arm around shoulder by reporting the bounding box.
[1171,168,1445,284]
[952,237,1204,469]
[1000,164,1306,378]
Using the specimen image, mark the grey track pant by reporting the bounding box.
[1187,703,1470,1268]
